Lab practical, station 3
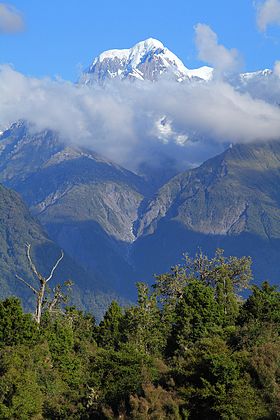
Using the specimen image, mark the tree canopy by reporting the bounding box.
[0,249,279,418]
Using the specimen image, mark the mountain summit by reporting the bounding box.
[81,38,213,83]
[81,38,280,99]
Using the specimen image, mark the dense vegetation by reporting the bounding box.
[0,249,280,419]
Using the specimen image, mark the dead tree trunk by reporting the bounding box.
[16,243,64,324]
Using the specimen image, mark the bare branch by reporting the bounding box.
[15,274,38,295]
[48,292,63,313]
[26,243,42,280]
[16,244,66,325]
[46,251,64,283]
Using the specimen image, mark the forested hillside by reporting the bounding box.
[0,250,279,419]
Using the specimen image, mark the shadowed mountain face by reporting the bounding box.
[1,122,280,301]
[0,182,110,317]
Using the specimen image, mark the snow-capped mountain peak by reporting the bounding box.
[81,38,213,84]
[240,68,273,82]
[95,38,165,65]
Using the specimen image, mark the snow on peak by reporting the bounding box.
[133,37,165,52]
[186,66,213,81]
[84,38,191,83]
[92,38,165,67]
[240,69,272,81]
[82,38,215,84]
[81,38,280,87]
[97,48,130,64]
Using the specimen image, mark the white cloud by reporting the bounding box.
[194,23,242,77]
[1,65,280,172]
[0,3,24,33]
[256,0,280,31]
[274,60,280,76]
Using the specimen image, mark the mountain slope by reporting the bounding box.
[2,121,280,293]
[0,122,148,297]
[132,141,280,283]
[0,182,106,314]
[3,120,280,298]
[137,142,280,237]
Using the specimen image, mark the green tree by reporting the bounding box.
[171,337,268,419]
[168,279,224,355]
[95,300,123,350]
[239,281,280,326]
[154,249,252,299]
[122,283,165,355]
[0,297,38,346]
[0,345,44,419]
[88,346,158,417]
[154,249,251,344]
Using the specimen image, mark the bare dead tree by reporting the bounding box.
[47,280,73,314]
[15,243,64,324]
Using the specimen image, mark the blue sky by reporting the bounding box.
[1,0,280,80]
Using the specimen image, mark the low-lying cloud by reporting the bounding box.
[256,0,280,31]
[1,64,280,172]
[0,3,24,33]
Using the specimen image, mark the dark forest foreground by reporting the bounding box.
[0,250,279,419]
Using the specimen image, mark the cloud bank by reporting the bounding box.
[0,3,24,33]
[274,60,280,76]
[256,0,280,31]
[1,64,280,172]
[194,23,242,76]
